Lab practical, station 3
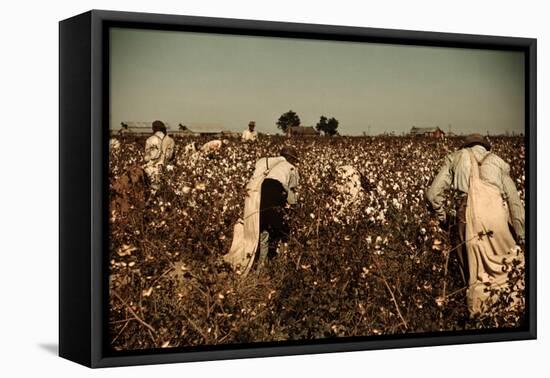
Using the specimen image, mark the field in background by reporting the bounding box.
[108,136,526,351]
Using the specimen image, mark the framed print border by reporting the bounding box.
[59,9,537,368]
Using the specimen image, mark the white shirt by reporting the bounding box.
[144,131,165,166]
[201,140,223,153]
[253,157,299,204]
[427,145,524,240]
[242,129,258,141]
[161,134,175,163]
[144,131,175,166]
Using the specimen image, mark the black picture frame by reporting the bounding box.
[59,9,537,368]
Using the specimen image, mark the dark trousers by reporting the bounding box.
[257,179,289,264]
[455,197,469,285]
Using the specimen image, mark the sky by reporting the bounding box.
[110,27,525,135]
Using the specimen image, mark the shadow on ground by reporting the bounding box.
[38,343,58,355]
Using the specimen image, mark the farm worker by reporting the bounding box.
[426,134,524,316]
[224,146,300,275]
[201,139,229,155]
[159,124,175,164]
[242,121,258,141]
[143,120,174,191]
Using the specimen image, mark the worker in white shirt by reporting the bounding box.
[159,124,175,164]
[201,139,229,155]
[143,120,174,191]
[242,121,258,142]
[427,134,524,315]
[224,146,299,275]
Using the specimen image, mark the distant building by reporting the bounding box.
[170,124,197,137]
[171,122,232,138]
[221,130,242,139]
[288,126,320,137]
[410,126,445,139]
[119,121,171,137]
[115,121,242,139]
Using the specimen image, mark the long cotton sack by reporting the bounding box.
[223,172,264,276]
[465,150,523,315]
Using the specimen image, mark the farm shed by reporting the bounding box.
[288,126,320,137]
[410,126,445,139]
[119,121,172,137]
[171,124,197,137]
[175,122,230,137]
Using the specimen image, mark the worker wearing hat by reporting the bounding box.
[224,146,300,275]
[256,146,300,270]
[242,120,258,141]
[143,120,174,192]
[426,134,524,315]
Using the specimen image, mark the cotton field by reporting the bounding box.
[108,135,526,351]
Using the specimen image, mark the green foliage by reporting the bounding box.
[276,110,301,133]
[316,115,339,136]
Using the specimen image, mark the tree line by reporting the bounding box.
[276,110,339,136]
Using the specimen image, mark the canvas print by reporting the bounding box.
[108,27,527,352]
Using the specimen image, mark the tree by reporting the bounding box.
[326,117,339,136]
[316,115,339,136]
[276,110,301,133]
[316,116,328,133]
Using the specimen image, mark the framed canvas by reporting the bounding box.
[59,10,537,368]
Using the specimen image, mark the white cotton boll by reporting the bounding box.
[109,138,121,151]
[366,236,372,244]
[392,198,402,210]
